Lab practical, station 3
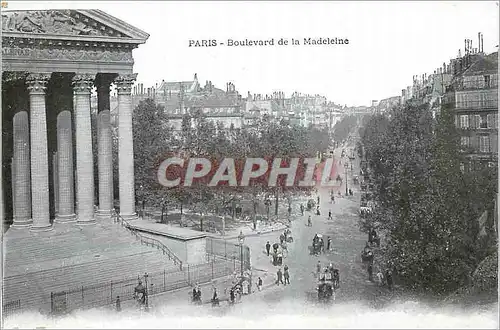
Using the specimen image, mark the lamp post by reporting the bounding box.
[144,272,149,310]
[139,184,144,218]
[344,161,349,196]
[160,197,165,224]
[238,231,245,277]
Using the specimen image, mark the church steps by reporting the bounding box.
[3,251,179,312]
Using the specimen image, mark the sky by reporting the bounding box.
[5,1,500,106]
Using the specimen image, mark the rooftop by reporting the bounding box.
[463,52,498,76]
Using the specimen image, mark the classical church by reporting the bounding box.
[2,9,149,230]
[0,9,175,315]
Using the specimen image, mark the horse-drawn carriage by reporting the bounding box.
[316,267,339,303]
[361,247,374,264]
[272,251,283,266]
[309,234,323,256]
[353,175,359,185]
[368,229,380,247]
[306,199,316,211]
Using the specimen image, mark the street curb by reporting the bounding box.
[208,224,289,240]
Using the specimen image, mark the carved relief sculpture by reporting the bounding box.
[2,10,114,36]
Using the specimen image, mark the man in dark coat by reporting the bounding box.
[385,269,393,290]
[266,241,271,256]
[283,266,290,285]
[276,268,284,285]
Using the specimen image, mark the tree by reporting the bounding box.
[359,100,497,295]
[333,115,357,143]
[132,98,173,208]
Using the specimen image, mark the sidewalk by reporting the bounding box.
[206,221,289,240]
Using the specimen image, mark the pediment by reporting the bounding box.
[1,9,149,44]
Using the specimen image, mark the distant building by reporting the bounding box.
[130,74,244,137]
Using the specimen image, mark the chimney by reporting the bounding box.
[481,33,484,53]
[478,32,481,53]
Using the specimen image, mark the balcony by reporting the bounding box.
[443,100,498,111]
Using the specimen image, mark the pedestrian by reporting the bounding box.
[284,267,290,285]
[266,241,271,256]
[331,195,335,204]
[115,296,121,312]
[276,268,284,285]
[376,270,384,286]
[211,287,219,307]
[281,241,288,258]
[385,269,393,290]
[327,236,331,251]
[328,210,332,220]
[257,277,263,291]
[280,234,285,244]
[367,264,373,282]
[229,287,235,304]
[316,206,320,216]
[300,204,304,216]
[316,260,321,275]
[349,188,353,196]
[307,215,312,227]
[317,196,320,204]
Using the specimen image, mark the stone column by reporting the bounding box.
[11,111,32,228]
[55,110,76,223]
[115,73,138,219]
[72,74,96,225]
[96,76,114,218]
[26,73,52,231]
[53,152,59,216]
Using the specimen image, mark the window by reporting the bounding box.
[479,135,491,153]
[479,114,488,129]
[484,75,491,88]
[473,115,480,128]
[488,114,498,129]
[460,115,469,128]
[460,136,470,147]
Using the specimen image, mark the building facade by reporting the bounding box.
[444,50,498,171]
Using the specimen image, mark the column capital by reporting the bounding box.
[115,73,138,95]
[26,73,51,94]
[72,73,95,95]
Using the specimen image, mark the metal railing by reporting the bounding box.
[206,237,251,271]
[2,299,21,319]
[49,256,238,316]
[112,211,184,270]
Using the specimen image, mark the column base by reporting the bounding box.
[11,218,33,229]
[54,214,77,224]
[119,212,138,221]
[77,218,97,226]
[96,209,114,219]
[30,223,53,232]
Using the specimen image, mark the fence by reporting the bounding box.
[50,255,238,315]
[206,237,251,271]
[2,299,21,318]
